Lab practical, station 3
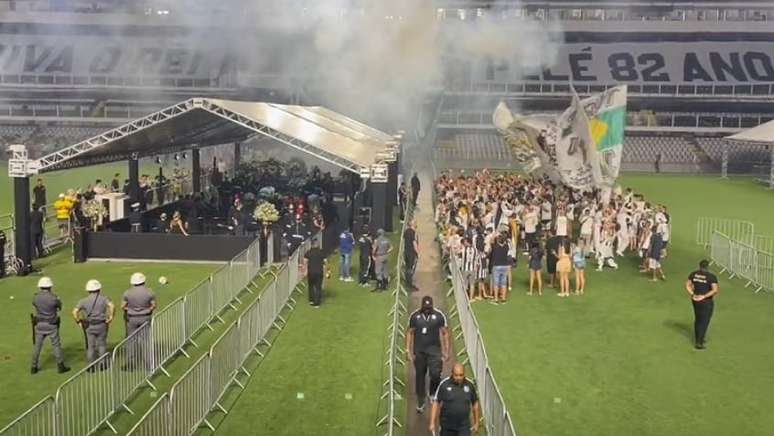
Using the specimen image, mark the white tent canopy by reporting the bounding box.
[726,119,774,144]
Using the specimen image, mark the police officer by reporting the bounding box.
[357,225,373,287]
[122,273,156,336]
[685,259,720,350]
[31,277,70,374]
[72,279,115,366]
[430,362,480,436]
[406,295,449,413]
[122,273,155,370]
[372,228,393,292]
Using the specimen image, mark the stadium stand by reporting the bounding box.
[435,133,514,168]
[622,136,697,164]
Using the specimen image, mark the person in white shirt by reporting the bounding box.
[523,205,539,248]
[555,211,568,238]
[579,208,593,251]
[540,199,552,227]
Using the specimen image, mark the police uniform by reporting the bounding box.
[688,268,718,348]
[358,230,373,286]
[75,288,112,365]
[372,230,393,291]
[122,284,155,336]
[409,304,446,406]
[122,276,155,369]
[433,377,479,436]
[31,282,69,373]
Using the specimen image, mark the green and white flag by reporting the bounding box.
[586,85,627,186]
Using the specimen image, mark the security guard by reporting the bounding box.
[31,277,70,374]
[685,260,720,350]
[403,219,420,292]
[430,362,480,436]
[72,279,115,366]
[122,273,156,336]
[371,228,393,292]
[303,238,326,307]
[357,225,373,287]
[406,295,449,413]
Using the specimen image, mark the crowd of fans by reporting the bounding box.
[434,170,671,303]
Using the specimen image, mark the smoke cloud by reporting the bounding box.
[3,0,563,132]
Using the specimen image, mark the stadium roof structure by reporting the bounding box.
[32,98,399,175]
[726,119,774,144]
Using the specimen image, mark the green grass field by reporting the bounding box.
[208,234,400,436]
[0,249,217,428]
[474,175,774,436]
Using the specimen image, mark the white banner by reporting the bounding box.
[551,89,596,190]
[473,41,774,85]
[0,34,229,78]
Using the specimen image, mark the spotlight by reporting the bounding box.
[182,152,187,160]
[174,153,179,161]
[155,156,161,164]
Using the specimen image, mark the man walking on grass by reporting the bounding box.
[407,296,449,414]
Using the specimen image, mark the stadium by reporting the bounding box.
[1,1,773,436]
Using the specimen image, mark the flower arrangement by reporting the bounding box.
[82,200,107,231]
[253,201,280,224]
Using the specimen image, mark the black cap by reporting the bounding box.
[421,296,433,308]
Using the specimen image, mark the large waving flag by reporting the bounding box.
[586,85,627,185]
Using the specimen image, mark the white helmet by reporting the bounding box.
[130,272,146,286]
[37,277,53,289]
[85,279,102,292]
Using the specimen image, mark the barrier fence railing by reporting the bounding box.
[709,230,774,293]
[448,255,518,436]
[127,238,311,435]
[0,229,289,436]
[696,217,755,248]
[0,395,55,436]
[376,199,412,436]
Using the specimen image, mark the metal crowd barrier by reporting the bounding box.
[0,396,55,436]
[0,230,280,435]
[709,230,774,293]
[448,255,518,436]
[126,239,312,435]
[125,393,169,436]
[696,217,755,248]
[755,235,774,258]
[376,200,412,436]
[55,353,116,436]
[111,321,154,414]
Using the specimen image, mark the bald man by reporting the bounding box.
[430,362,480,436]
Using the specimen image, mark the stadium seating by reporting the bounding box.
[622,136,697,164]
[439,134,513,162]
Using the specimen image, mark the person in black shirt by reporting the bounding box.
[489,233,511,304]
[410,173,421,208]
[545,229,561,289]
[111,173,120,192]
[304,238,326,307]
[430,362,480,436]
[357,225,374,287]
[32,178,47,211]
[398,182,408,222]
[684,260,720,350]
[403,220,419,292]
[406,296,449,414]
[30,207,45,259]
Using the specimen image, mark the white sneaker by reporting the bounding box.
[416,402,425,413]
